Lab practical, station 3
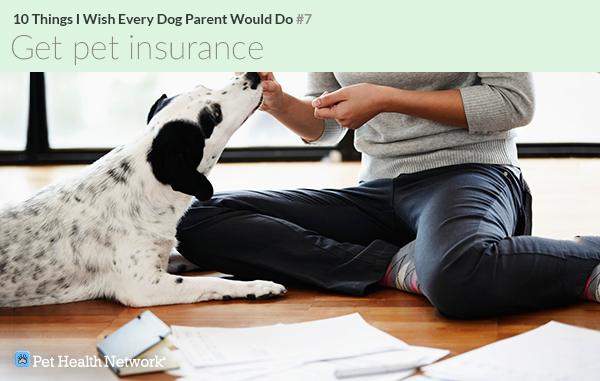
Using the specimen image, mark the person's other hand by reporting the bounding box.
[312,83,385,130]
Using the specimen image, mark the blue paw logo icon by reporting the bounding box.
[15,351,30,367]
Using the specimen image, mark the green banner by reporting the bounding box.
[2,0,599,71]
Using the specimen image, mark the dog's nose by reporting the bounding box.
[243,72,261,90]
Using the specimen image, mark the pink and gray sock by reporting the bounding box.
[379,241,423,295]
[580,263,600,302]
[571,236,600,302]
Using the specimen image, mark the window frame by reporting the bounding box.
[1,73,359,165]
[0,72,599,165]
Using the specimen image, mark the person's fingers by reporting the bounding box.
[258,72,275,82]
[313,104,337,119]
[262,81,278,92]
[312,90,345,108]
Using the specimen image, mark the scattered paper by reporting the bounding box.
[173,314,406,367]
[170,313,448,381]
[422,320,600,381]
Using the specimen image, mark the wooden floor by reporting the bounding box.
[1,159,600,380]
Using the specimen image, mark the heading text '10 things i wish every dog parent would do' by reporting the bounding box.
[11,13,313,65]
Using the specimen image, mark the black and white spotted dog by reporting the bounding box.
[0,72,286,308]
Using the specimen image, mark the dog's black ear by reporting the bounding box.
[147,121,214,201]
[147,94,169,124]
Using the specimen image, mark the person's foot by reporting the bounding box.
[575,236,600,302]
[378,241,423,294]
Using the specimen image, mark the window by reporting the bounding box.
[2,72,600,165]
[44,72,309,149]
[0,72,29,151]
[516,72,600,144]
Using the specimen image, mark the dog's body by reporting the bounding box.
[0,73,286,308]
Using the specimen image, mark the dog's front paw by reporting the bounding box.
[244,280,287,300]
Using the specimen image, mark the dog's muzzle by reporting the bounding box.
[243,72,261,90]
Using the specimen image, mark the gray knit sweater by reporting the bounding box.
[304,73,536,182]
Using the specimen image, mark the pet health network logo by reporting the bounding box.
[15,351,30,367]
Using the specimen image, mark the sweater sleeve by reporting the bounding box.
[460,72,536,134]
[302,72,348,145]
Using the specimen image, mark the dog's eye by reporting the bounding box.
[211,104,223,124]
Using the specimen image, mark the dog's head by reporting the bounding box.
[146,72,262,201]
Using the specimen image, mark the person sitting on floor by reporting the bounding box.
[176,72,600,319]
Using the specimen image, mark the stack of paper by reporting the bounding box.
[170,313,448,380]
[422,321,600,381]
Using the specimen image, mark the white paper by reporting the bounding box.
[170,346,449,381]
[170,313,449,381]
[173,313,407,367]
[258,346,449,381]
[422,321,600,381]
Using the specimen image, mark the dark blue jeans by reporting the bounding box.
[176,164,600,318]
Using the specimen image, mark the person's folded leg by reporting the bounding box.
[176,182,409,296]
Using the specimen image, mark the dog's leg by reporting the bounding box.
[167,248,204,274]
[113,272,287,307]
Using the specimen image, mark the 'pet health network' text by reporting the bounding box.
[17,13,298,27]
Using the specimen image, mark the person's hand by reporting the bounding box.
[312,83,386,130]
[235,72,284,113]
[235,72,327,141]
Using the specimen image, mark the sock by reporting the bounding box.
[378,241,423,295]
[570,236,600,302]
[580,262,600,302]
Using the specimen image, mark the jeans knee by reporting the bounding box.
[419,259,494,319]
[421,271,466,318]
[416,236,507,318]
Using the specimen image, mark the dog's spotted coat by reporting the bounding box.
[0,73,286,308]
